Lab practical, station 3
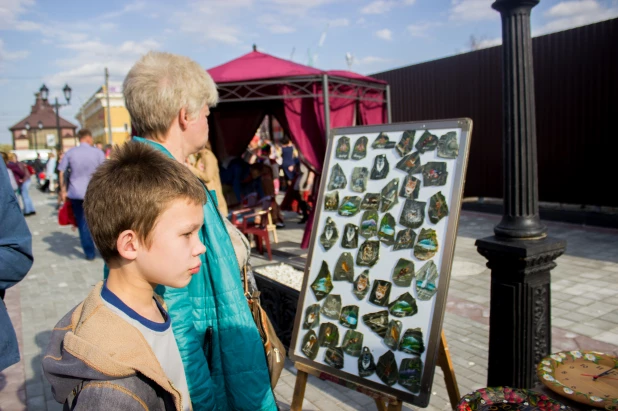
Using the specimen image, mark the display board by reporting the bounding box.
[289,119,473,407]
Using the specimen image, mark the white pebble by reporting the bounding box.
[256,263,304,291]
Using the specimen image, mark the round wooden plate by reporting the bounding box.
[458,387,571,411]
[537,351,618,410]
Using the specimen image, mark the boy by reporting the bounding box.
[43,142,206,410]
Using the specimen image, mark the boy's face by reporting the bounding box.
[136,198,205,288]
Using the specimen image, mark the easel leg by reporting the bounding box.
[291,370,308,411]
[438,331,461,409]
[386,400,403,411]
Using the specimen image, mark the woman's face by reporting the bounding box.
[185,105,210,155]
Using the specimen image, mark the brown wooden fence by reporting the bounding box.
[372,18,618,207]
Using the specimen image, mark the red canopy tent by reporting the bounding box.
[207,48,391,247]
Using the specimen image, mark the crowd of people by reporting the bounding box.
[1,51,293,411]
[215,134,315,228]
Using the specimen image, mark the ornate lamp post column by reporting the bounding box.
[475,0,566,389]
[24,121,31,150]
[40,84,71,152]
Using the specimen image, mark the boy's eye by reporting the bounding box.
[183,232,192,238]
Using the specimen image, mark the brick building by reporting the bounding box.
[9,93,77,151]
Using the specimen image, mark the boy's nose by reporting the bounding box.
[195,241,206,256]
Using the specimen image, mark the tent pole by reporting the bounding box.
[321,74,331,141]
[386,84,392,124]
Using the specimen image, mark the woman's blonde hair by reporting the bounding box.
[123,51,218,141]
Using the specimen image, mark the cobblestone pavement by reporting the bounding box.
[1,188,617,411]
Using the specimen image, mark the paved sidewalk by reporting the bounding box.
[1,188,617,411]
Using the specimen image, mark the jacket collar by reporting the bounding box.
[132,136,174,159]
[64,281,183,410]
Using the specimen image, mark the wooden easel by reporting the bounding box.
[291,331,460,411]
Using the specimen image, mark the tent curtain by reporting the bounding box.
[211,104,266,158]
[277,86,325,173]
[279,82,358,248]
[313,83,358,135]
[358,88,387,125]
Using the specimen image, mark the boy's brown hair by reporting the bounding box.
[84,141,206,262]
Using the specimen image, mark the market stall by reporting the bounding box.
[207,47,391,247]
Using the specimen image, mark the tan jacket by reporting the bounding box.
[42,282,186,410]
[190,148,228,216]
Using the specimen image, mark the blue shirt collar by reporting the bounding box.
[101,280,170,332]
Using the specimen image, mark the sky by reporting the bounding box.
[0,0,617,144]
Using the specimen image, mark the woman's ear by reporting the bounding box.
[116,230,139,261]
[178,107,189,131]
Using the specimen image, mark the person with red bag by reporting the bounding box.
[58,199,76,227]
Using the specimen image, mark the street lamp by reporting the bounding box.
[40,83,71,152]
[37,121,43,154]
[24,121,31,151]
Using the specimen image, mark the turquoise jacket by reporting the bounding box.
[105,137,276,411]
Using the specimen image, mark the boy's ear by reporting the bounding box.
[116,230,139,261]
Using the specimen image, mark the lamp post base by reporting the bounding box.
[476,235,566,388]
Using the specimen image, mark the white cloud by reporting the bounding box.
[546,0,600,17]
[449,0,498,21]
[0,0,34,29]
[46,39,161,87]
[258,14,296,34]
[99,22,117,30]
[0,39,29,63]
[12,19,89,43]
[266,0,336,15]
[375,28,393,40]
[173,1,257,45]
[191,0,254,14]
[361,0,395,14]
[356,17,366,25]
[355,56,391,65]
[99,0,147,19]
[329,18,350,27]
[360,0,416,15]
[407,22,441,37]
[538,0,618,34]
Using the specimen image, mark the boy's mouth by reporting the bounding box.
[189,264,201,274]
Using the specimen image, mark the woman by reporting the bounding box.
[46,152,57,192]
[119,51,276,411]
[188,142,228,216]
[1,152,18,193]
[38,152,57,193]
[280,136,296,187]
[7,153,35,216]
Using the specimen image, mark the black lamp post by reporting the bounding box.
[40,83,71,152]
[24,121,31,150]
[37,121,43,154]
[475,0,566,389]
[24,120,44,153]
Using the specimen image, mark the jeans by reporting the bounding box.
[70,199,96,259]
[20,179,35,214]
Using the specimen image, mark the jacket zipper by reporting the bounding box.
[204,326,213,369]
